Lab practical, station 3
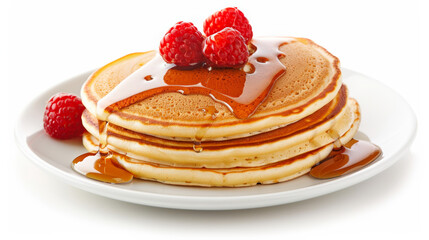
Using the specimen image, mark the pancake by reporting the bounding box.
[81,87,361,168]
[82,117,359,187]
[81,37,341,140]
[76,36,368,187]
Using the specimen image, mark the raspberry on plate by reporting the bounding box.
[159,21,205,67]
[202,27,249,68]
[203,7,253,44]
[43,93,86,139]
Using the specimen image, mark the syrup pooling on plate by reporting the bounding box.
[96,37,289,120]
[309,139,382,179]
[72,120,134,183]
[72,152,133,183]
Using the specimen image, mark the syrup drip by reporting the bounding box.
[96,37,289,120]
[72,120,133,183]
[98,120,108,150]
[309,139,382,179]
[192,106,219,152]
[193,143,203,153]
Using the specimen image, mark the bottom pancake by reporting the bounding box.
[82,117,359,187]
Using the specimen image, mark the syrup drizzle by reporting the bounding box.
[309,139,382,179]
[71,37,382,184]
[73,38,289,182]
[96,37,289,120]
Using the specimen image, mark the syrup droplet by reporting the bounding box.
[309,139,382,179]
[243,63,256,74]
[256,57,269,63]
[193,142,203,153]
[72,152,133,183]
[200,106,219,119]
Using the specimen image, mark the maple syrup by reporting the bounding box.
[192,106,219,152]
[72,37,382,184]
[309,139,382,179]
[73,38,289,182]
[72,152,133,183]
[72,119,134,183]
[96,37,289,120]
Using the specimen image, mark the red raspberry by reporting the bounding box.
[202,27,249,67]
[203,7,253,44]
[159,21,205,67]
[43,93,86,139]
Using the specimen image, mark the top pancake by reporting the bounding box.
[81,37,341,139]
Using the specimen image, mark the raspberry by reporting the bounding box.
[43,93,86,139]
[159,21,205,67]
[202,27,249,67]
[203,7,253,44]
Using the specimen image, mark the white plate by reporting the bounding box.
[15,69,417,210]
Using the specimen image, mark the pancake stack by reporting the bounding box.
[80,37,361,187]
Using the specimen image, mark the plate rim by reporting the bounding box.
[14,68,417,210]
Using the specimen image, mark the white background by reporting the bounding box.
[3,0,428,239]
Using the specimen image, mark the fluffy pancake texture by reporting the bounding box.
[82,117,359,187]
[79,36,362,187]
[81,37,341,140]
[82,87,360,169]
